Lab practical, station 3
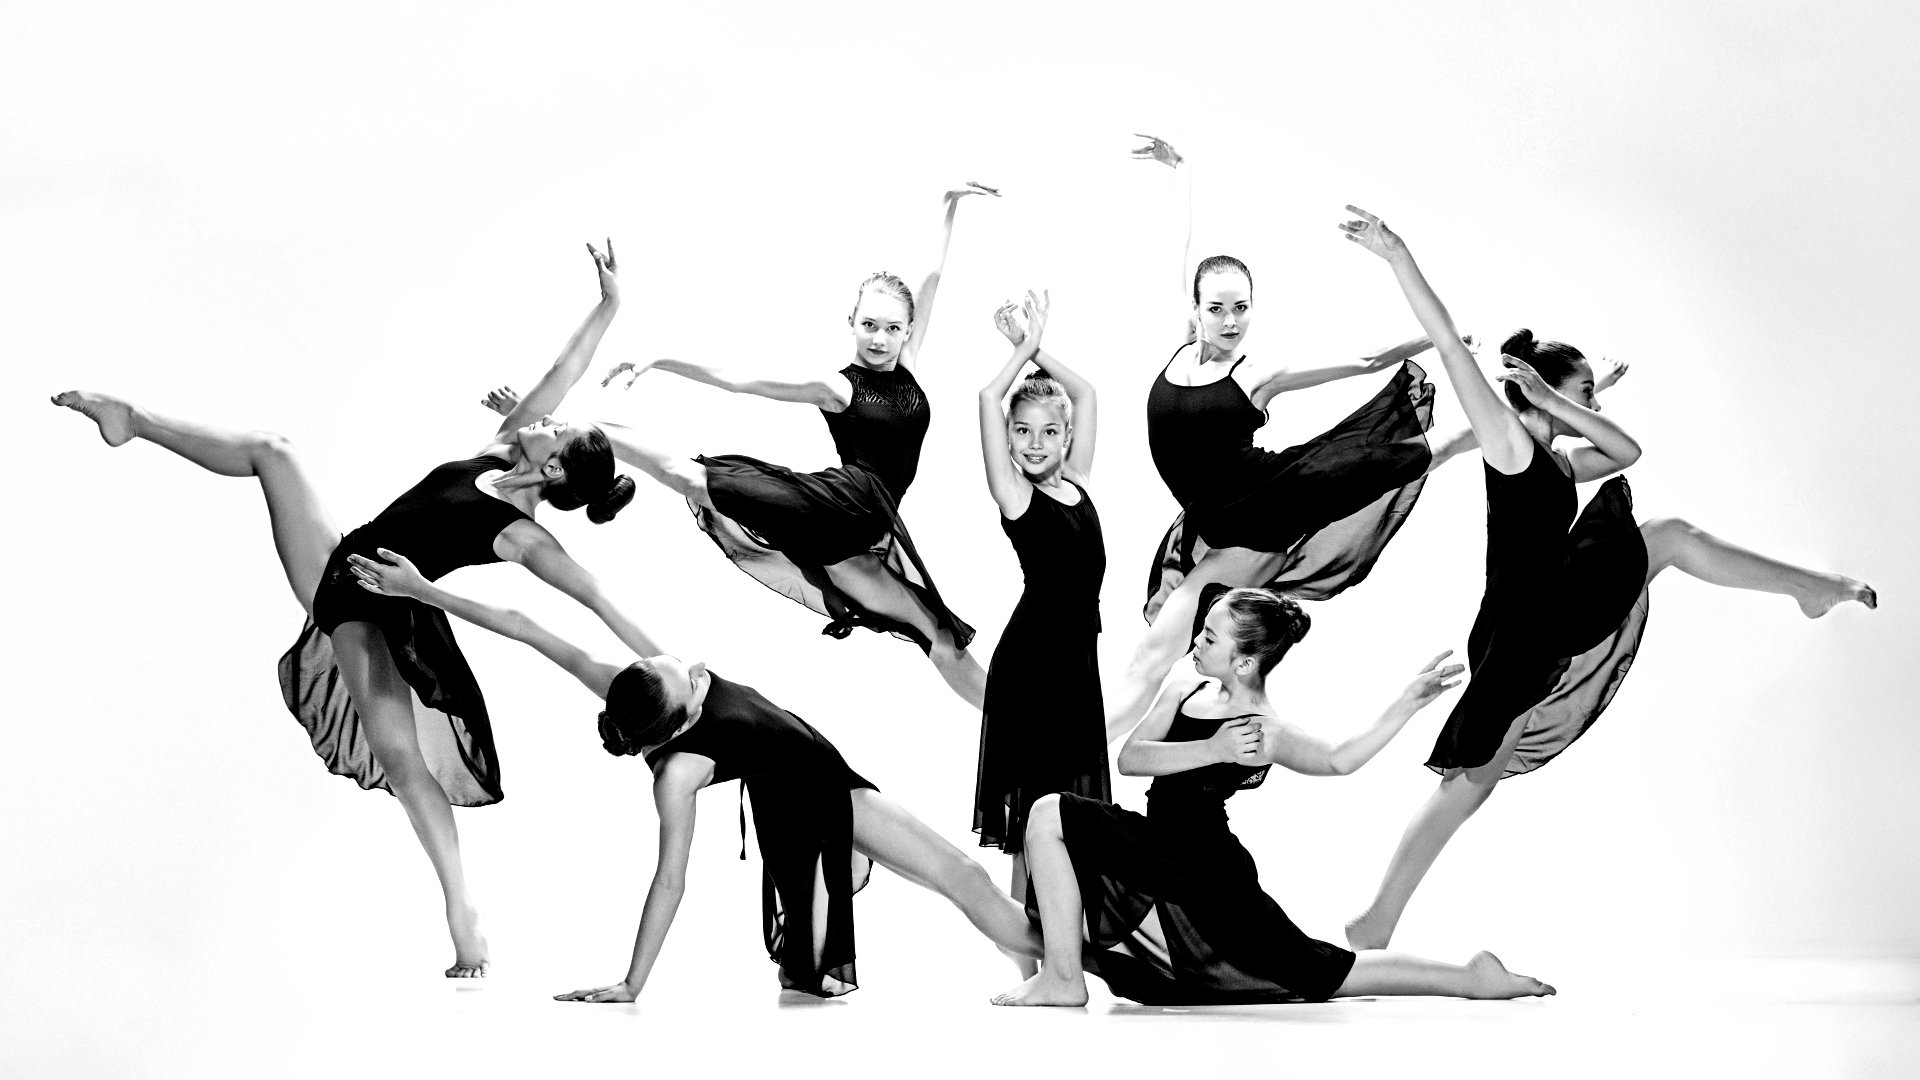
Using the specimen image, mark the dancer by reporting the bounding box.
[52,243,650,976]
[1337,206,1878,950]
[973,290,1109,977]
[345,546,1043,1002]
[1107,135,1440,736]
[589,182,1001,707]
[995,586,1554,1006]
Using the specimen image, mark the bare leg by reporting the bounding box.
[848,789,1041,960]
[826,555,987,709]
[992,794,1089,1007]
[1007,852,1038,979]
[597,422,714,510]
[1334,950,1553,999]
[1641,516,1875,618]
[331,622,489,976]
[1106,546,1283,739]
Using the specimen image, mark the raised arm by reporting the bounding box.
[995,294,1100,480]
[978,297,1047,518]
[1498,357,1642,481]
[1130,133,1194,341]
[494,519,665,659]
[1115,674,1261,777]
[555,753,713,1003]
[904,181,999,366]
[1256,651,1462,777]
[347,547,626,698]
[1238,335,1437,410]
[1339,206,1537,474]
[490,242,621,443]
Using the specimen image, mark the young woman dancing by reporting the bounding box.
[1108,135,1442,737]
[588,183,1001,707]
[995,586,1555,1007]
[52,243,651,977]
[1337,206,1879,950]
[973,291,1109,977]
[345,546,1044,1002]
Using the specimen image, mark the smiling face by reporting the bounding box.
[849,290,912,368]
[1191,600,1252,684]
[1193,271,1253,353]
[1007,399,1070,482]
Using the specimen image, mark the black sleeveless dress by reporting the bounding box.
[1142,348,1434,622]
[644,673,878,997]
[1426,443,1650,776]
[1046,688,1356,1004]
[973,480,1110,854]
[278,455,530,807]
[691,363,974,653]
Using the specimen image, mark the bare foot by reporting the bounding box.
[1464,951,1554,999]
[446,907,490,979]
[990,970,1089,1007]
[52,391,137,446]
[1798,575,1877,619]
[1345,909,1393,952]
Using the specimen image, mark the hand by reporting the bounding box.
[1021,289,1050,350]
[993,300,1026,347]
[480,385,521,416]
[347,548,430,600]
[587,239,619,303]
[1495,355,1559,410]
[553,982,638,1003]
[1594,357,1630,392]
[945,181,1001,203]
[1399,650,1465,710]
[1206,718,1262,765]
[1337,205,1407,261]
[1130,133,1184,169]
[601,359,655,389]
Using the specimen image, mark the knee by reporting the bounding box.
[251,430,298,465]
[1025,794,1064,844]
[1642,516,1697,545]
[1441,772,1498,809]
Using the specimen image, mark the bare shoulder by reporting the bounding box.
[651,751,716,796]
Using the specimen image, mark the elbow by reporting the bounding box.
[1327,758,1359,777]
[1618,441,1644,469]
[1116,751,1145,777]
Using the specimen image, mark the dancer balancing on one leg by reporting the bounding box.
[52,243,651,977]
[345,547,1044,1002]
[1336,206,1878,951]
[1108,134,1442,739]
[995,586,1554,1007]
[973,290,1110,978]
[583,182,1001,707]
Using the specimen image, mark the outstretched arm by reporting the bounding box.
[1258,651,1462,776]
[603,356,852,412]
[978,296,1047,518]
[491,242,621,442]
[1130,133,1194,341]
[347,548,626,698]
[496,519,665,659]
[1240,335,1438,409]
[904,181,1000,366]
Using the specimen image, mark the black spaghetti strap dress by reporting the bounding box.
[1426,443,1650,777]
[973,480,1110,853]
[644,672,879,997]
[691,363,974,653]
[279,455,530,807]
[1046,687,1356,1005]
[1142,348,1434,622]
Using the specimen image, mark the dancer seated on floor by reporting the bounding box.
[1336,205,1878,951]
[346,546,1042,1002]
[997,585,1555,1007]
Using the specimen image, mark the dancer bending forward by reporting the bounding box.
[998,586,1554,1007]
[348,548,1043,1001]
[1339,207,1878,950]
[53,244,651,976]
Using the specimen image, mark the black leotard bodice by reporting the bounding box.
[1144,687,1271,820]
[1483,441,1579,592]
[645,673,865,787]
[822,364,930,499]
[1001,481,1106,633]
[1145,351,1265,508]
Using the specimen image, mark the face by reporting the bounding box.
[1193,272,1253,351]
[515,416,590,480]
[1550,360,1599,433]
[1006,400,1070,481]
[643,654,710,736]
[848,291,912,367]
[1191,601,1252,683]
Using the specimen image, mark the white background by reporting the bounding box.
[3,2,1916,1076]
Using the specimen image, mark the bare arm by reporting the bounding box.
[1116,673,1261,777]
[1257,652,1463,776]
[497,520,665,658]
[905,182,999,367]
[1240,335,1437,409]
[490,243,621,444]
[1496,358,1641,480]
[978,300,1046,519]
[1130,134,1194,341]
[606,357,852,411]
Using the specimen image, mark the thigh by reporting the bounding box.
[253,437,341,613]
[327,621,428,766]
[849,788,970,891]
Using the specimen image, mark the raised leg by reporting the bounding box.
[1334,949,1554,999]
[330,621,488,977]
[991,794,1089,1007]
[825,555,987,709]
[1641,516,1875,618]
[53,392,338,611]
[847,789,1041,960]
[597,422,714,510]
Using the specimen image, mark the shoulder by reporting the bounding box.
[651,749,716,794]
[494,516,559,560]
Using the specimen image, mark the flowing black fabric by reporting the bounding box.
[1143,352,1435,622]
[1426,447,1650,776]
[1040,690,1356,1005]
[974,481,1110,853]
[278,455,528,807]
[690,364,973,652]
[645,673,877,997]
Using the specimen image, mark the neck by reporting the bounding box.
[1519,408,1556,445]
[1213,675,1271,713]
[1193,337,1241,365]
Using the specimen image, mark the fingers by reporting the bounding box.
[1421,649,1455,672]
[606,237,616,271]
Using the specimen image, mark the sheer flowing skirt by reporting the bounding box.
[746,766,879,997]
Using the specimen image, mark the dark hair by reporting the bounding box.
[850,271,915,325]
[1218,587,1311,678]
[1500,328,1587,412]
[1192,255,1253,305]
[543,425,636,524]
[1006,369,1072,427]
[598,661,688,756]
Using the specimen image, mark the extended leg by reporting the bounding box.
[826,555,987,708]
[991,794,1089,1006]
[1106,546,1281,740]
[847,789,1040,959]
[597,422,713,510]
[1334,950,1553,999]
[1641,516,1875,618]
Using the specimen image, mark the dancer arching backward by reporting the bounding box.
[973,290,1110,977]
[995,586,1554,1007]
[52,244,654,976]
[1108,135,1441,737]
[1337,207,1878,951]
[345,547,1043,1002]
[592,183,1000,707]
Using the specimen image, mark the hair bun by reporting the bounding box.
[597,710,640,756]
[1500,328,1537,360]
[587,475,637,524]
